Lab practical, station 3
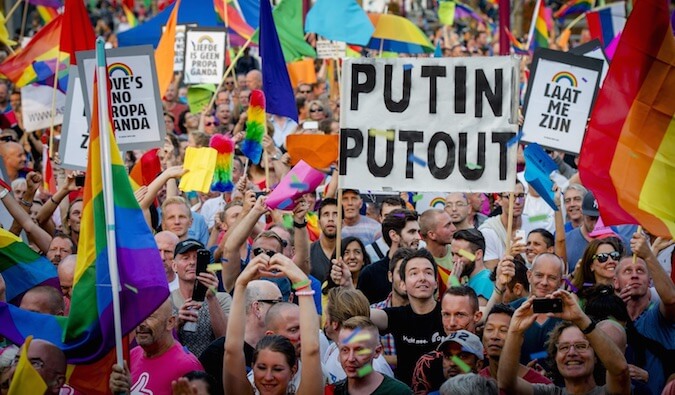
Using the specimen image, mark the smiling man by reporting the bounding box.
[562,184,587,232]
[341,189,381,246]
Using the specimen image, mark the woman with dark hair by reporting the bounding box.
[224,250,322,395]
[323,236,371,293]
[572,237,624,292]
[524,228,555,265]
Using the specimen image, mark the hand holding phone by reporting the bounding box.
[191,249,211,302]
[532,298,563,314]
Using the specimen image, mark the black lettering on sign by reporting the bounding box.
[428,132,455,179]
[454,66,467,114]
[350,64,376,111]
[458,132,485,180]
[421,66,446,114]
[367,132,394,177]
[475,68,502,117]
[80,133,89,149]
[383,65,411,113]
[399,130,424,178]
[339,128,364,175]
[492,132,515,180]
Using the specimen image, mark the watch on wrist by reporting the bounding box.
[0,188,8,199]
[293,221,307,229]
[581,319,597,335]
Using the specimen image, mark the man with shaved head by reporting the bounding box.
[4,338,66,394]
[154,231,180,291]
[0,142,27,181]
[245,69,262,90]
[19,286,64,316]
[57,255,76,315]
[109,299,203,394]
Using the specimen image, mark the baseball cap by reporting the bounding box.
[436,330,484,360]
[174,239,205,258]
[342,189,360,196]
[582,191,599,216]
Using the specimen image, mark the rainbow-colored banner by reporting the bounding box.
[554,0,593,19]
[530,0,550,51]
[0,60,169,363]
[505,28,529,55]
[579,0,675,238]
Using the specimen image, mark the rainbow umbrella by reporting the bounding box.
[367,13,434,54]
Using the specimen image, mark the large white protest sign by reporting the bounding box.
[521,49,603,155]
[59,68,89,170]
[183,28,227,84]
[21,84,66,132]
[77,45,166,152]
[339,57,519,193]
[163,24,197,72]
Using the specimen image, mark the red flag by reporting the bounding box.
[60,0,96,65]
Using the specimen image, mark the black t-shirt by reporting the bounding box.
[383,303,445,386]
[199,336,255,395]
[357,256,391,304]
[309,240,333,283]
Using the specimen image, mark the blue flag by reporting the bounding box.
[260,0,298,121]
[305,0,374,46]
[434,41,443,57]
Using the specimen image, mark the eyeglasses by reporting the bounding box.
[309,108,323,113]
[593,251,620,263]
[445,202,468,209]
[224,81,234,85]
[299,89,311,94]
[11,357,45,370]
[204,121,214,127]
[557,341,590,353]
[0,136,15,142]
[257,298,282,305]
[253,247,276,257]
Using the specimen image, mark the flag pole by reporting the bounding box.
[47,55,62,159]
[95,37,124,368]
[525,0,542,51]
[5,0,24,20]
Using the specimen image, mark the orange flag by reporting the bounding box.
[287,58,317,89]
[155,0,181,97]
[286,134,338,169]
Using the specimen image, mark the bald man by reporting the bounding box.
[19,286,64,316]
[265,302,301,356]
[5,338,66,394]
[110,299,203,394]
[245,70,262,90]
[154,231,180,291]
[57,255,76,315]
[0,142,26,181]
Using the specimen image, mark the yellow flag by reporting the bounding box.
[0,11,17,47]
[7,336,48,395]
[155,0,181,97]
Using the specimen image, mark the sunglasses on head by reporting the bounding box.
[253,247,276,257]
[593,251,620,263]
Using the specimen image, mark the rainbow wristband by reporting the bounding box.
[292,279,310,291]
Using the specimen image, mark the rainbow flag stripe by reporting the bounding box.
[0,229,59,304]
[530,0,549,51]
[0,67,169,363]
[579,0,675,238]
[214,0,255,41]
[553,0,593,19]
[505,28,529,55]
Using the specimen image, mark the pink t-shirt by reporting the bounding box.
[130,341,203,394]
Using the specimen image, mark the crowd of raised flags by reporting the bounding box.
[0,0,672,394]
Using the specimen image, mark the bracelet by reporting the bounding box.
[581,320,597,335]
[293,221,307,229]
[292,278,311,290]
[295,290,315,297]
[0,188,8,199]
[20,199,32,207]
[50,196,59,205]
[494,286,504,296]
[294,284,311,292]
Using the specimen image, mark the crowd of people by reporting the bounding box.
[0,0,673,394]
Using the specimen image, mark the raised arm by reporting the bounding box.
[140,166,187,210]
[291,198,310,274]
[37,172,80,232]
[498,297,537,395]
[1,173,52,252]
[631,232,675,321]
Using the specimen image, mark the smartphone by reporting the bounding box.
[532,298,563,314]
[515,229,526,242]
[303,121,319,130]
[74,174,85,187]
[254,191,267,199]
[191,249,211,302]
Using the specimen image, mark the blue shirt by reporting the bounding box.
[632,301,675,395]
[187,212,209,246]
[467,269,494,300]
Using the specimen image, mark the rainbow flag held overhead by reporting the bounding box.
[0,228,59,305]
[554,0,593,20]
[505,28,529,55]
[455,2,483,23]
[579,0,675,239]
[529,0,550,51]
[36,5,59,23]
[0,53,169,363]
[214,0,255,41]
[121,4,138,27]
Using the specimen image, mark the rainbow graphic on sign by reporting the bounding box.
[198,35,214,44]
[429,197,446,208]
[551,71,577,87]
[108,63,133,77]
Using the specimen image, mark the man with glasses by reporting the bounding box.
[171,239,231,357]
[499,289,630,395]
[4,338,66,394]
[445,193,473,231]
[479,180,526,270]
[296,83,314,100]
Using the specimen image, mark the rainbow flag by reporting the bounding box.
[578,0,675,239]
[121,4,138,27]
[554,0,593,19]
[0,228,59,305]
[214,0,255,41]
[455,3,483,22]
[529,0,549,51]
[0,58,169,363]
[505,28,529,55]
[28,0,62,7]
[36,5,59,23]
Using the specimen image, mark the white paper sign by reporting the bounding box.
[339,57,519,193]
[522,49,603,154]
[77,45,166,152]
[162,24,197,72]
[183,29,227,84]
[59,67,89,170]
[21,84,66,132]
[316,40,346,59]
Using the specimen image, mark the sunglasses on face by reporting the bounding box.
[299,89,311,94]
[257,298,282,305]
[225,81,234,85]
[0,136,15,142]
[310,108,323,113]
[204,121,214,127]
[253,247,276,257]
[593,251,621,263]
